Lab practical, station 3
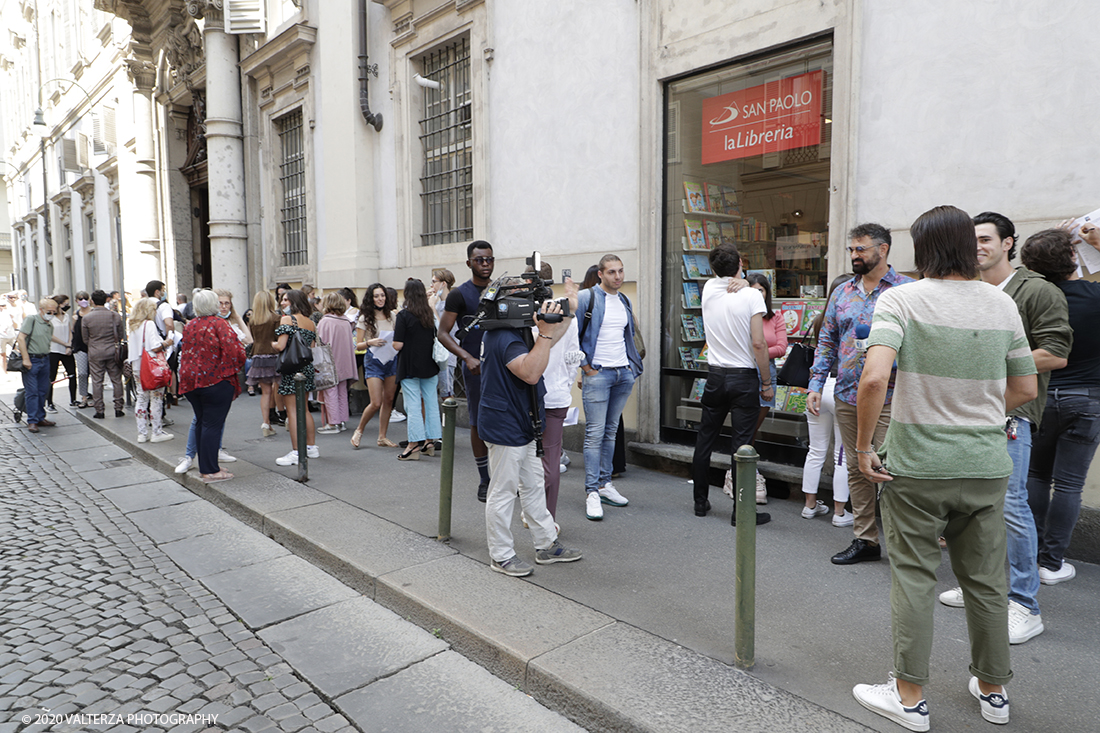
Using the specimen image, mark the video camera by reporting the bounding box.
[457,251,570,338]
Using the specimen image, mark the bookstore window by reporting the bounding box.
[277,108,307,267]
[418,35,472,247]
[661,39,833,460]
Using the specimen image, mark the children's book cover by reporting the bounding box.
[684,218,706,250]
[683,181,707,213]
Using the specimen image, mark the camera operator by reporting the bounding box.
[481,297,583,577]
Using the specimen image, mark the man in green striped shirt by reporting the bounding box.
[850,206,1037,732]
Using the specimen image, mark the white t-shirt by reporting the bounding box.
[49,313,71,354]
[593,290,629,368]
[701,277,766,369]
[542,318,583,410]
[154,301,178,349]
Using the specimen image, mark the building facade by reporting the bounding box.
[5,0,1100,513]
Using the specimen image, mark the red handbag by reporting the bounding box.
[140,347,172,390]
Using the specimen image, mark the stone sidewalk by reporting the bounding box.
[0,401,582,733]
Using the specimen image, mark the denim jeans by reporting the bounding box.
[691,367,759,506]
[400,375,441,443]
[1004,420,1040,614]
[22,354,51,425]
[581,366,635,492]
[1027,389,1100,570]
[183,380,235,475]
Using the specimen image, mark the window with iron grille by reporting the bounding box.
[419,37,472,246]
[277,108,307,266]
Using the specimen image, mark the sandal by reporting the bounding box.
[397,446,420,461]
[419,441,435,457]
[201,471,234,484]
[350,429,363,449]
[377,437,397,448]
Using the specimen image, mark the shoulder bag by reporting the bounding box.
[777,342,814,388]
[277,326,314,375]
[7,317,30,372]
[140,323,172,391]
[311,337,338,391]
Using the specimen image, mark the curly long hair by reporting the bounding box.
[360,283,393,339]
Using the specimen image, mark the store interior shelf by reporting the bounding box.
[682,200,742,219]
[675,405,808,439]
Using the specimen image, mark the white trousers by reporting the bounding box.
[485,441,557,562]
[800,376,850,503]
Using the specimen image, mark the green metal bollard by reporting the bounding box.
[294,373,308,482]
[438,398,457,541]
[733,444,758,670]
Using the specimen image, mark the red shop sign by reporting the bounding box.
[701,70,823,164]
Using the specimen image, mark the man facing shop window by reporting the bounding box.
[479,294,583,578]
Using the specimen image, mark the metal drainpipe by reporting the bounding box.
[359,0,383,132]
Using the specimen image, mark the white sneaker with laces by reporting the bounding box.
[1007,600,1044,645]
[316,424,341,434]
[275,450,299,466]
[306,444,319,459]
[938,586,964,608]
[1038,561,1075,585]
[598,482,628,506]
[137,434,149,444]
[832,510,855,527]
[968,676,1009,725]
[559,462,567,474]
[755,471,768,504]
[852,676,929,732]
[174,455,193,474]
[390,410,406,423]
[150,432,174,443]
[801,500,829,519]
[585,491,604,521]
[218,449,237,463]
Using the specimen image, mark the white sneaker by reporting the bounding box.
[559,462,567,474]
[306,444,319,459]
[1007,600,1044,644]
[1038,561,1075,585]
[137,434,149,444]
[316,424,342,434]
[755,471,768,504]
[832,510,855,527]
[218,449,237,463]
[938,586,964,608]
[801,500,829,519]
[852,676,929,732]
[968,676,1009,725]
[560,452,571,467]
[585,491,604,521]
[390,410,406,423]
[275,450,299,466]
[598,482,628,506]
[150,432,174,443]
[174,455,193,474]
[722,469,734,499]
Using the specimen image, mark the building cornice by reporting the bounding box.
[239,23,317,79]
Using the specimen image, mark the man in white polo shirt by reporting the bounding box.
[691,242,772,524]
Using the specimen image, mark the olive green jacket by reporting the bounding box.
[1004,267,1073,427]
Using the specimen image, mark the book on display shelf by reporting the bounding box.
[697,343,709,364]
[683,181,707,212]
[681,314,703,341]
[800,301,826,337]
[779,301,806,336]
[718,185,740,216]
[682,282,702,308]
[746,269,775,294]
[718,221,738,247]
[773,384,789,409]
[677,347,696,370]
[688,378,706,402]
[684,218,707,250]
[783,387,809,414]
[704,220,722,249]
[704,183,724,213]
[682,254,703,279]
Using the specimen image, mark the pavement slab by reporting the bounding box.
[199,554,358,630]
[258,597,448,698]
[127,500,241,544]
[100,479,201,514]
[158,522,291,579]
[336,650,586,733]
[50,443,134,471]
[78,463,168,490]
[376,554,614,688]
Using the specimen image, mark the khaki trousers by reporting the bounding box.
[89,352,123,413]
[834,399,891,545]
[881,475,1012,687]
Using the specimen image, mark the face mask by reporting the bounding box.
[78,300,89,308]
[217,311,230,319]
[62,304,71,312]
[283,306,292,315]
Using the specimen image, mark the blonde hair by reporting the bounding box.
[214,289,245,330]
[251,290,278,325]
[321,292,347,315]
[130,297,158,326]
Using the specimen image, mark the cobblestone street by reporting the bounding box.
[0,401,582,733]
[0,423,356,733]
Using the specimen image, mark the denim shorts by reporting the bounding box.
[363,354,397,380]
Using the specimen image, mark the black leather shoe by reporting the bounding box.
[115,409,125,418]
[477,481,489,503]
[731,511,771,526]
[831,538,881,565]
[694,499,712,517]
[93,412,105,419]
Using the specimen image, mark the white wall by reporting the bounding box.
[854,0,1100,269]
[486,0,641,280]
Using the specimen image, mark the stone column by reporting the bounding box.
[122,58,163,293]
[191,0,248,310]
